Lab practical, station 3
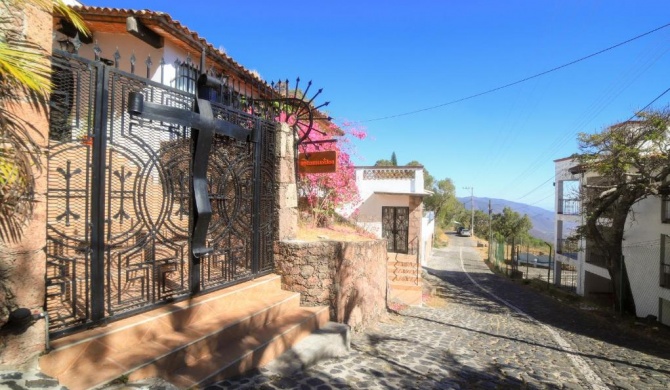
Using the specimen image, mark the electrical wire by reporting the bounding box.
[361,21,670,123]
[515,175,555,201]
[626,85,670,121]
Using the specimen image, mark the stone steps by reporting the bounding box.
[387,253,422,307]
[39,274,329,390]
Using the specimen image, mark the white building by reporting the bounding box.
[351,165,434,265]
[554,157,670,325]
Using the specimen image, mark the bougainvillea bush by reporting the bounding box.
[294,117,366,227]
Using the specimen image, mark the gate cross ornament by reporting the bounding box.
[127,89,253,260]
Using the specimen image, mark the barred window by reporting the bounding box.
[174,63,198,94]
[661,234,670,288]
[662,196,670,223]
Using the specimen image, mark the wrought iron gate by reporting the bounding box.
[382,206,409,254]
[46,50,276,338]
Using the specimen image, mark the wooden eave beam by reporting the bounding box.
[57,19,93,44]
[126,17,164,48]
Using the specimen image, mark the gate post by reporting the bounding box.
[90,65,109,321]
[275,122,298,240]
[0,3,51,366]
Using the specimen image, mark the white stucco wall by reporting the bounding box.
[622,196,670,319]
[355,167,424,201]
[421,212,435,266]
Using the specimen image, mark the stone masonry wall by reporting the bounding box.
[409,195,423,253]
[275,240,387,330]
[0,2,51,367]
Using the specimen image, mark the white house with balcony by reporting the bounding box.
[554,156,670,325]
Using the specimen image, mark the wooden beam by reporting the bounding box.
[126,17,164,48]
[57,19,93,44]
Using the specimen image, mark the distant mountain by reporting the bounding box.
[457,197,555,243]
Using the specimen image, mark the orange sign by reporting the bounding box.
[298,151,337,174]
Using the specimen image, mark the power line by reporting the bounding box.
[361,21,670,123]
[626,85,670,121]
[515,175,555,201]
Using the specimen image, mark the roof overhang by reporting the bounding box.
[374,191,429,197]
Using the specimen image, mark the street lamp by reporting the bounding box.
[463,186,474,235]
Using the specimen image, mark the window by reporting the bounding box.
[662,196,670,223]
[661,234,670,288]
[174,62,198,94]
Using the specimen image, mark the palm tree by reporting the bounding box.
[0,0,88,242]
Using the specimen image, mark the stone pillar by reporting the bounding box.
[408,196,423,253]
[0,2,51,368]
[275,122,297,240]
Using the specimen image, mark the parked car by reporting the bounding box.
[456,226,464,234]
[459,228,471,237]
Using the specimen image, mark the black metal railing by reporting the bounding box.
[556,238,579,260]
[558,198,580,215]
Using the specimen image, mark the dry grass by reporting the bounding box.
[434,229,450,248]
[473,236,490,259]
[296,220,376,242]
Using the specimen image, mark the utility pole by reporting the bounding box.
[463,186,474,234]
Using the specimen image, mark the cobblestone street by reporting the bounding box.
[215,236,670,389]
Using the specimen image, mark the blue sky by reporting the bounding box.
[84,0,670,210]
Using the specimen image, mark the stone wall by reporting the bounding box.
[275,240,387,330]
[0,2,51,367]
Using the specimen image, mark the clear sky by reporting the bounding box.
[83,0,670,210]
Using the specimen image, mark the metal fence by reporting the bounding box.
[46,47,278,338]
[489,240,560,288]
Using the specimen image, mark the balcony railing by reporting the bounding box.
[558,198,580,215]
[661,264,670,288]
[556,238,579,260]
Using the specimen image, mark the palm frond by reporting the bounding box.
[0,41,51,94]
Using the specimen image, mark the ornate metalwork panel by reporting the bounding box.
[381,207,409,254]
[46,50,277,338]
[46,53,96,332]
[103,66,194,317]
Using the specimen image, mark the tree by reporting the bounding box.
[374,159,393,166]
[472,209,489,237]
[406,160,435,190]
[390,151,397,166]
[424,178,456,225]
[491,207,532,242]
[574,111,670,314]
[0,0,88,242]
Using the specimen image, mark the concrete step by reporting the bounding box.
[163,306,330,388]
[39,274,328,390]
[263,322,350,376]
[387,267,419,274]
[387,260,416,268]
[389,281,422,291]
[389,274,420,282]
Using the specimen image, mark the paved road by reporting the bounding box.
[213,235,670,389]
[11,236,667,389]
